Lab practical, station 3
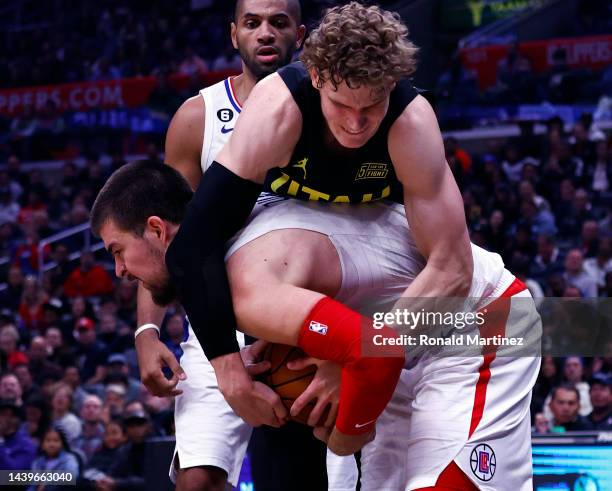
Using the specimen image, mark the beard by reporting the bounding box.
[147,243,178,306]
[238,43,294,81]
[149,278,178,307]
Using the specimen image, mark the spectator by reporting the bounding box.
[28,426,80,490]
[444,137,471,185]
[18,275,48,331]
[104,354,141,402]
[13,363,40,402]
[50,383,82,444]
[579,220,599,258]
[587,373,611,430]
[0,399,36,470]
[73,317,107,383]
[563,249,598,298]
[0,372,23,405]
[0,324,22,368]
[47,244,74,296]
[115,279,138,325]
[588,139,611,194]
[563,357,592,416]
[44,326,71,366]
[28,336,63,386]
[65,296,95,330]
[495,42,533,102]
[97,313,121,350]
[142,391,174,436]
[23,395,50,446]
[80,419,126,488]
[584,236,612,295]
[164,313,185,362]
[63,250,114,298]
[532,356,560,414]
[0,169,23,202]
[533,412,550,434]
[102,379,127,423]
[548,384,593,432]
[61,365,89,414]
[519,198,557,237]
[0,190,20,225]
[501,144,527,183]
[530,234,564,287]
[98,405,151,491]
[90,56,121,81]
[518,180,549,212]
[0,266,24,311]
[73,394,105,463]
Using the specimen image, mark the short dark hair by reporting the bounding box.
[90,160,193,237]
[234,0,301,23]
[551,383,580,402]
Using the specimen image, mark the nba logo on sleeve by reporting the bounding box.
[470,443,496,482]
[309,321,328,335]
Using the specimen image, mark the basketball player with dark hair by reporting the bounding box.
[127,1,344,490]
[158,2,540,489]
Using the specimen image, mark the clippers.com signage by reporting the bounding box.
[460,35,612,89]
[0,71,236,117]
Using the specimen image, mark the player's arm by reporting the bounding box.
[134,95,205,396]
[165,74,301,423]
[390,95,473,298]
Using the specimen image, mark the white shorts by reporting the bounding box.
[171,197,424,486]
[359,273,542,491]
[171,196,541,491]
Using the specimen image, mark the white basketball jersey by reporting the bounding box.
[199,77,242,173]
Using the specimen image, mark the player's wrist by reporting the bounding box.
[134,323,160,340]
[211,352,252,392]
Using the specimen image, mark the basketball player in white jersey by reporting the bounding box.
[127,2,541,490]
[135,2,349,489]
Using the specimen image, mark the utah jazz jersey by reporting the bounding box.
[199,77,242,173]
[264,62,418,203]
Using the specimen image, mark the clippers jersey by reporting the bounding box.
[263,62,418,204]
[199,77,242,173]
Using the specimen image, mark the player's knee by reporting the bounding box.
[175,466,227,491]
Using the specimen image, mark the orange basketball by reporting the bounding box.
[262,343,328,425]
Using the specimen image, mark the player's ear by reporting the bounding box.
[308,68,321,91]
[295,24,306,49]
[145,216,165,241]
[230,22,238,50]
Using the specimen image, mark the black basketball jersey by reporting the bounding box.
[262,62,418,203]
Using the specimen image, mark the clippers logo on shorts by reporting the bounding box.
[355,163,388,180]
[309,321,328,335]
[470,444,496,482]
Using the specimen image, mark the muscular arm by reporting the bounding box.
[166,74,301,360]
[134,95,205,395]
[389,95,473,298]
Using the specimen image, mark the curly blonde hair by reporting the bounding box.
[301,2,419,90]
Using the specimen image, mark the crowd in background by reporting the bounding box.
[0,0,611,486]
[0,0,355,89]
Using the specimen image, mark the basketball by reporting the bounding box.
[262,343,325,425]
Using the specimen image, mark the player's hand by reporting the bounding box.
[212,351,288,428]
[240,339,272,377]
[287,356,340,427]
[135,329,186,397]
[327,427,376,456]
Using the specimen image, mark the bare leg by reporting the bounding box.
[175,464,227,491]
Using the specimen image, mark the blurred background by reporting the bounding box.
[0,0,611,489]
